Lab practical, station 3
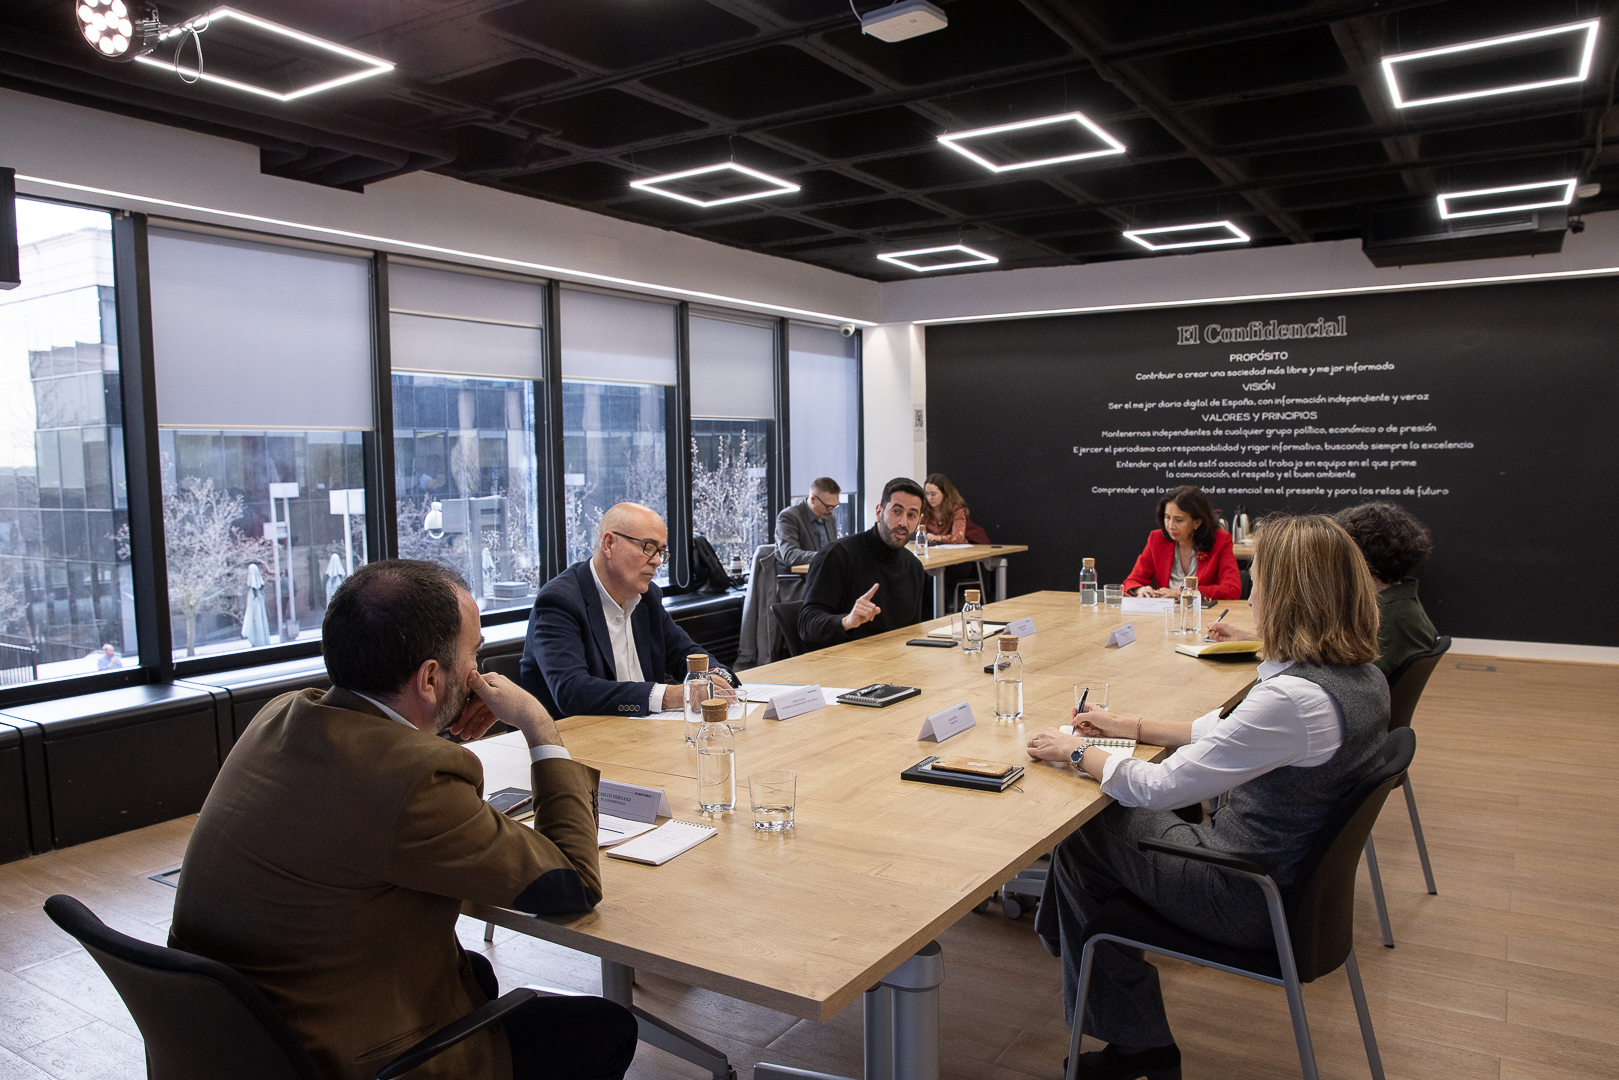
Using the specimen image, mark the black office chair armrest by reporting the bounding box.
[376,988,537,1080]
[1138,837,1271,878]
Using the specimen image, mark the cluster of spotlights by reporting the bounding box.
[76,0,156,59]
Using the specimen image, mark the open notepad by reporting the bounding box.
[1058,728,1138,754]
[604,820,717,865]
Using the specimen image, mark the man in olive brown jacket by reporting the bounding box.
[170,561,636,1080]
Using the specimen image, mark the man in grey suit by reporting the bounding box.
[775,477,840,570]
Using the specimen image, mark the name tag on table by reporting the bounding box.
[1122,596,1175,614]
[764,684,826,720]
[597,779,671,823]
[1004,616,1037,638]
[1105,623,1137,649]
[918,701,977,742]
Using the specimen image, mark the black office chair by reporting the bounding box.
[1065,727,1416,1080]
[481,651,524,683]
[43,894,537,1080]
[1362,636,1450,947]
[771,601,807,658]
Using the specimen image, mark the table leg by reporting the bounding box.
[994,558,1008,603]
[930,569,945,619]
[602,959,734,1080]
[754,941,943,1080]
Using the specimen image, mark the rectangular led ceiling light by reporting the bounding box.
[1381,20,1599,108]
[629,163,801,208]
[1123,221,1250,252]
[1437,179,1576,219]
[133,6,394,102]
[937,112,1126,173]
[877,245,998,272]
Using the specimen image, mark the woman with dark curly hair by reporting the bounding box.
[1120,485,1242,600]
[1210,500,1437,676]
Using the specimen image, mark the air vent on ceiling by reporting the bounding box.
[1361,200,1567,267]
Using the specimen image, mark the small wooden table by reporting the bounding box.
[1233,540,1255,562]
[792,543,1030,617]
[465,592,1256,1080]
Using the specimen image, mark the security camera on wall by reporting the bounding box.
[840,323,857,337]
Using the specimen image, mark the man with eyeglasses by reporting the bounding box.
[775,477,842,572]
[520,502,738,720]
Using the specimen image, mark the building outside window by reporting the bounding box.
[388,262,545,614]
[689,312,776,568]
[147,227,375,660]
[559,289,675,573]
[789,323,860,538]
[0,199,135,686]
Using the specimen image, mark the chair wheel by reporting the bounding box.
[1002,897,1023,920]
[974,897,992,914]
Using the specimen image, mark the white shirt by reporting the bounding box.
[588,558,668,715]
[352,691,571,765]
[1097,659,1342,809]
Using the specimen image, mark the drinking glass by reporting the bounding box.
[1073,682,1110,715]
[1104,585,1123,607]
[749,770,796,831]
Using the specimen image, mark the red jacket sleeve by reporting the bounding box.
[1121,532,1163,595]
[1197,531,1243,600]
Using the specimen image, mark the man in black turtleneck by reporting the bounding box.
[798,477,929,649]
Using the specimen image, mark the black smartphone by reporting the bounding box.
[486,788,532,816]
[906,638,957,648]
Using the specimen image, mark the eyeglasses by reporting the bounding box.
[611,531,669,561]
[813,495,840,511]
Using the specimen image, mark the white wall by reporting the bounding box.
[879,209,1619,325]
[0,88,880,326]
[859,323,925,500]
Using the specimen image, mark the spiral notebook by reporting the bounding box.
[604,819,717,865]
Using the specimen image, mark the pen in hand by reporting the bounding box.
[1204,609,1230,641]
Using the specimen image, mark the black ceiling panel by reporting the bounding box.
[482,0,759,69]
[642,45,874,120]
[6,0,1618,280]
[519,89,708,148]
[817,3,1072,88]
[431,57,577,103]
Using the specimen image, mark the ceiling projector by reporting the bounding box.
[860,0,948,43]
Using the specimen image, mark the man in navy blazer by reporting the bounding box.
[520,503,737,719]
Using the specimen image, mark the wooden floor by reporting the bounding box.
[0,654,1613,1080]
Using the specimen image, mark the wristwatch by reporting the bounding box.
[1070,741,1092,768]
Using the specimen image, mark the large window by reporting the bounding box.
[147,228,374,660]
[389,262,546,614]
[0,199,136,686]
[689,312,775,567]
[789,323,860,537]
[560,289,675,570]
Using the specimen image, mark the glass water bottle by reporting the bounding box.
[695,698,736,812]
[683,653,711,745]
[1180,575,1203,636]
[961,589,985,654]
[993,635,1023,721]
[1079,557,1098,608]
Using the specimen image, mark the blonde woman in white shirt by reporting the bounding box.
[1025,515,1388,1080]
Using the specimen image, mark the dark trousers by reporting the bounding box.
[466,951,638,1080]
[1034,802,1273,1048]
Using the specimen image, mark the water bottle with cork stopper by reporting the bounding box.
[993,635,1023,721]
[1079,557,1098,608]
[695,698,736,812]
[683,654,711,745]
[961,588,984,653]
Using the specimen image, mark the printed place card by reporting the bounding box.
[1004,616,1037,638]
[918,700,977,742]
[1121,596,1175,614]
[764,684,826,720]
[597,779,671,823]
[1105,623,1137,649]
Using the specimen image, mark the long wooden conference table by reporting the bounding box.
[466,591,1256,1080]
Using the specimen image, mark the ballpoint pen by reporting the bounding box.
[1204,610,1229,641]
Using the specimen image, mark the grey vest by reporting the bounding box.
[1202,662,1389,888]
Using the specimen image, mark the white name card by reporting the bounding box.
[918,700,977,742]
[597,779,671,824]
[1105,623,1137,649]
[764,684,826,720]
[1004,616,1037,638]
[1121,596,1175,614]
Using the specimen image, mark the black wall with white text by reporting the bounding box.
[926,277,1619,646]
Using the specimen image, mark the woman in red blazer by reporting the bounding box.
[1121,485,1242,600]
